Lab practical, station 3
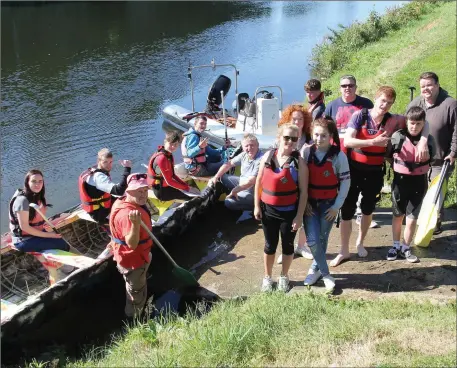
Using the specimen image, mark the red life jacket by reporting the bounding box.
[393,132,431,176]
[349,109,391,166]
[109,198,153,269]
[261,149,299,207]
[181,130,206,166]
[9,189,46,238]
[307,145,339,199]
[78,167,112,214]
[147,146,173,189]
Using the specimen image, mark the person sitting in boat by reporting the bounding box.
[305,79,325,121]
[277,104,314,261]
[301,117,351,293]
[207,133,262,211]
[9,169,69,252]
[254,124,308,292]
[148,131,201,201]
[109,173,153,319]
[385,106,435,263]
[78,148,132,225]
[181,115,228,177]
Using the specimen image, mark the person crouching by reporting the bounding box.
[254,124,308,292]
[109,173,153,319]
[301,117,351,293]
[386,107,435,263]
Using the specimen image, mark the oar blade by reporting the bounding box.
[415,206,438,247]
[172,266,199,287]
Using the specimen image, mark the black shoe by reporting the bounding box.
[433,221,443,235]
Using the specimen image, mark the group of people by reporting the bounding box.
[8,71,456,318]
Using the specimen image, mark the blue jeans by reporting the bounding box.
[14,236,69,253]
[221,175,254,211]
[192,161,225,177]
[304,198,335,277]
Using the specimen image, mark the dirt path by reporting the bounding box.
[182,204,456,303]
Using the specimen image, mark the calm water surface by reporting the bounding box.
[1,1,403,232]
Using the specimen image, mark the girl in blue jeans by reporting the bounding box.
[300,117,351,292]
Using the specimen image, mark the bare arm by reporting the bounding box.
[295,157,309,220]
[254,155,268,220]
[124,210,141,250]
[16,211,61,238]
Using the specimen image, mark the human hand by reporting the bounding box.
[444,155,455,165]
[128,210,141,226]
[291,215,302,232]
[305,203,313,217]
[224,138,232,148]
[371,132,390,147]
[119,160,132,168]
[415,140,430,162]
[208,177,217,187]
[48,232,62,239]
[254,206,262,220]
[199,137,209,148]
[227,188,239,200]
[324,207,339,221]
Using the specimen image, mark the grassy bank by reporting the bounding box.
[310,1,457,208]
[62,293,456,367]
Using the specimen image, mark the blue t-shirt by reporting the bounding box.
[324,96,373,133]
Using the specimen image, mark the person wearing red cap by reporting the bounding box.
[109,173,153,319]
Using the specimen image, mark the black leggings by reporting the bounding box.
[261,203,297,256]
[152,186,193,201]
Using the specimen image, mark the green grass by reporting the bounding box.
[62,293,456,367]
[311,1,457,208]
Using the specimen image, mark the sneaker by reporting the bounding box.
[356,244,368,258]
[355,215,379,228]
[304,269,322,286]
[386,246,399,261]
[296,244,314,260]
[399,248,419,263]
[433,221,443,235]
[277,275,289,292]
[323,275,336,293]
[277,254,283,264]
[261,276,273,292]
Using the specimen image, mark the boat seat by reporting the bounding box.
[147,189,186,216]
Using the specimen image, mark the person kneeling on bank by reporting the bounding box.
[148,131,201,201]
[386,107,435,263]
[109,173,153,319]
[207,133,262,211]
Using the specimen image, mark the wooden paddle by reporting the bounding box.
[29,203,82,255]
[140,220,199,287]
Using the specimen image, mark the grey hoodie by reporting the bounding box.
[407,88,457,165]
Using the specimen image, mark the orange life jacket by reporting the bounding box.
[9,189,46,238]
[181,130,206,167]
[147,146,173,189]
[307,145,339,199]
[349,109,391,166]
[78,167,112,213]
[109,198,153,269]
[261,149,299,207]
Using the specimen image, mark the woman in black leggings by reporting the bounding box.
[254,124,308,292]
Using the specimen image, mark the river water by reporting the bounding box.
[1,1,403,232]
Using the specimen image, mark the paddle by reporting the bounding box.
[221,90,229,142]
[29,203,82,255]
[139,219,199,287]
[415,160,450,247]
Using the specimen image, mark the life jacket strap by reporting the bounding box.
[262,188,298,196]
[112,237,150,246]
[81,196,111,206]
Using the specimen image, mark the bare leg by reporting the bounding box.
[281,254,294,276]
[264,253,275,277]
[392,215,404,243]
[330,219,351,267]
[355,213,371,257]
[403,217,417,246]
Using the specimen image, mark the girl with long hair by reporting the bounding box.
[300,117,350,293]
[9,169,69,252]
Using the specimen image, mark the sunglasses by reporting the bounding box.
[340,84,355,89]
[283,136,299,143]
[127,173,147,184]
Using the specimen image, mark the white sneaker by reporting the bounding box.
[277,275,289,292]
[356,244,368,258]
[296,244,314,260]
[261,276,273,292]
[277,254,283,264]
[323,275,336,293]
[304,269,322,286]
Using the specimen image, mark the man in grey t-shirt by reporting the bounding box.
[208,134,262,211]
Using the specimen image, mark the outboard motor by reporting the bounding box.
[205,75,231,118]
[256,90,280,136]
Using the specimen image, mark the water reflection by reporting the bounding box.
[1,1,403,232]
